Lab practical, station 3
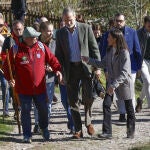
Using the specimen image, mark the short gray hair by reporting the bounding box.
[62,7,76,17]
[12,20,24,27]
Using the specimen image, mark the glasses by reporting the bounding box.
[0,24,4,27]
[116,20,125,23]
[14,28,23,31]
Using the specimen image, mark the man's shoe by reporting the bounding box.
[41,128,50,141]
[23,136,32,143]
[72,131,83,139]
[98,133,112,139]
[33,124,40,133]
[136,97,143,113]
[119,114,126,122]
[87,124,95,136]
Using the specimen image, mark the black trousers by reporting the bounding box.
[102,94,135,134]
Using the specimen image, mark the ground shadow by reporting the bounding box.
[0,131,21,136]
[0,137,22,143]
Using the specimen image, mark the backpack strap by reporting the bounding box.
[38,41,45,53]
[12,42,18,59]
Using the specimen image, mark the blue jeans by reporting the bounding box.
[19,93,48,137]
[0,71,10,114]
[46,82,55,118]
[34,82,55,124]
[59,84,74,130]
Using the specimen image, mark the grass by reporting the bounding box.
[135,79,142,99]
[0,116,13,137]
[54,85,60,94]
[131,143,150,150]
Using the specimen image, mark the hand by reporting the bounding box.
[45,65,53,72]
[81,56,89,63]
[56,71,63,83]
[59,78,65,85]
[9,79,15,87]
[107,86,115,96]
[95,69,101,79]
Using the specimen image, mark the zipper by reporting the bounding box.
[29,48,36,95]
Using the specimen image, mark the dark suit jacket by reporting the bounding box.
[55,22,100,82]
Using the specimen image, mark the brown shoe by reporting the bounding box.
[87,124,95,135]
[72,131,83,139]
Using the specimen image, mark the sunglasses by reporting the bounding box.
[116,20,125,23]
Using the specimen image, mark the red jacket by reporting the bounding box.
[2,41,61,95]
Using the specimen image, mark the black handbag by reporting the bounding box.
[92,73,105,99]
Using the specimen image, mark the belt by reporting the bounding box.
[70,61,82,66]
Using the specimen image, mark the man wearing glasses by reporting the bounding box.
[101,13,142,122]
[136,16,150,112]
[1,20,24,118]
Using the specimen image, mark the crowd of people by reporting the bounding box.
[0,5,150,144]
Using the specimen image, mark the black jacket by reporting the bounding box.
[137,27,150,60]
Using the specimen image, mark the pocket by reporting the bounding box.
[117,82,131,100]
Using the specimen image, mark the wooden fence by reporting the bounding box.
[0,1,61,29]
[0,0,45,7]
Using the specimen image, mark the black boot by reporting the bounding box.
[125,100,135,139]
[135,98,143,113]
[127,122,135,139]
[119,114,126,122]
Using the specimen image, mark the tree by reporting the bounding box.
[44,0,80,16]
[78,0,150,28]
[127,0,150,28]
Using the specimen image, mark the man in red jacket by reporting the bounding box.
[1,20,24,118]
[2,27,62,143]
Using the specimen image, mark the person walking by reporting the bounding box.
[2,27,62,143]
[1,20,24,118]
[136,16,150,112]
[33,21,74,134]
[101,13,142,122]
[82,29,135,139]
[55,7,100,139]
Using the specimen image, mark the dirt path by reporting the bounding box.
[0,95,150,150]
